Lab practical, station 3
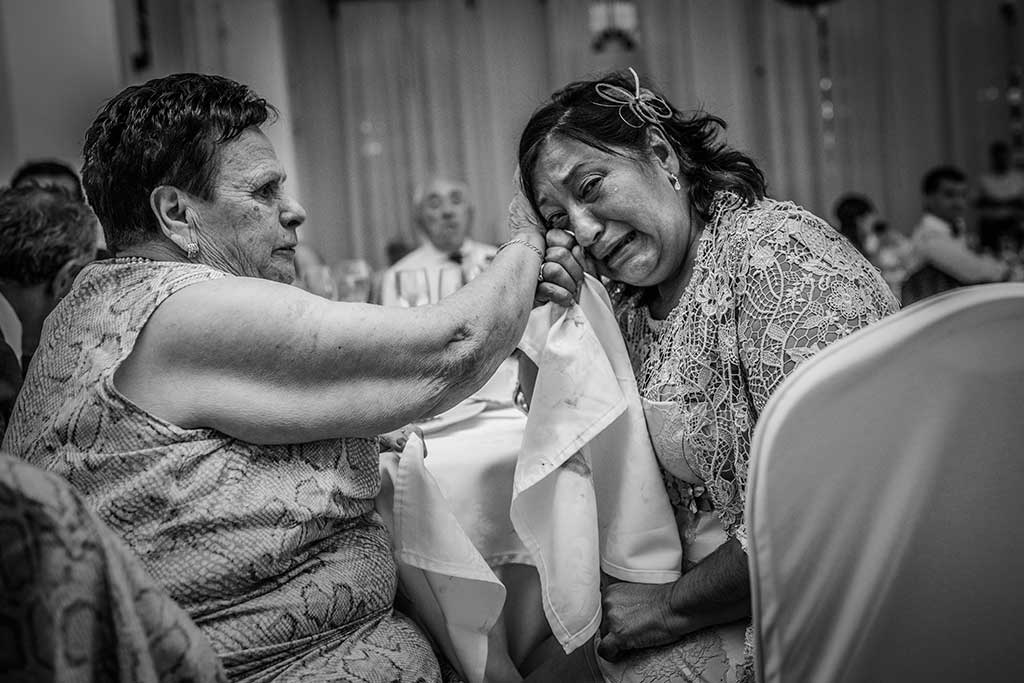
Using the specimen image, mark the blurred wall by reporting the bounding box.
[0,0,121,182]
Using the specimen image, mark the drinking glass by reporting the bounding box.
[333,259,372,302]
[437,265,464,300]
[301,264,338,300]
[396,269,430,307]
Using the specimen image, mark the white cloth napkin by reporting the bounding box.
[377,436,506,683]
[514,275,682,653]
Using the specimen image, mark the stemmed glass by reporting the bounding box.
[396,269,430,307]
[301,264,338,300]
[437,265,464,301]
[332,259,372,302]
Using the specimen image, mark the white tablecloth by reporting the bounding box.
[423,406,532,566]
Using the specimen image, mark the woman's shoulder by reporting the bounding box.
[715,197,851,265]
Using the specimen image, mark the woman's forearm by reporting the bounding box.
[423,234,544,409]
[667,537,752,635]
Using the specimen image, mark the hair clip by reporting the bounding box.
[594,67,673,129]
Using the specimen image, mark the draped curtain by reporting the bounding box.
[282,0,1020,268]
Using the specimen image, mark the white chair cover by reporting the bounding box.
[746,284,1024,683]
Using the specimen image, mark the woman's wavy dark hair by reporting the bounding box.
[81,73,276,252]
[517,70,767,224]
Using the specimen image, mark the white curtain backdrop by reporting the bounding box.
[281,0,1019,268]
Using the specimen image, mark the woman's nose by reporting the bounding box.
[570,208,603,247]
[281,194,307,230]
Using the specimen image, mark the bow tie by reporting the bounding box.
[448,252,464,265]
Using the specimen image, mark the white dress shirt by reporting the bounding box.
[378,238,497,307]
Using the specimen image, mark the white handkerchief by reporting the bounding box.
[377,436,506,683]
[514,275,682,653]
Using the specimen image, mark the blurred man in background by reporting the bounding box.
[378,175,496,306]
[903,165,1019,305]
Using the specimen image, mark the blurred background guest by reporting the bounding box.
[0,184,98,371]
[976,141,1024,256]
[378,176,497,306]
[10,158,108,256]
[10,158,85,201]
[833,193,914,299]
[903,165,1020,305]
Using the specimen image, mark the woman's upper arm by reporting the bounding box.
[118,276,480,443]
[736,215,898,414]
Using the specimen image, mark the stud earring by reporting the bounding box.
[668,173,682,191]
[185,242,200,259]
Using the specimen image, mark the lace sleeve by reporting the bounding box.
[730,210,898,546]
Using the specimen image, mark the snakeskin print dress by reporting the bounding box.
[3,259,443,682]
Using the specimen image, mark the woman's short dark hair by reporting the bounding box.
[81,73,276,252]
[517,70,767,225]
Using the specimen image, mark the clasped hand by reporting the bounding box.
[508,175,590,308]
[597,579,686,662]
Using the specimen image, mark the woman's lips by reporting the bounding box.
[601,232,636,267]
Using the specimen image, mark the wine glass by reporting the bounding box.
[332,259,372,302]
[436,265,464,300]
[301,264,338,300]
[396,269,430,307]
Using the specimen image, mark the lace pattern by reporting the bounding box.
[615,196,898,546]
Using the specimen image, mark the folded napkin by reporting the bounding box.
[377,436,506,683]
[514,275,682,653]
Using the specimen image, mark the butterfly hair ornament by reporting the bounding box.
[594,67,673,129]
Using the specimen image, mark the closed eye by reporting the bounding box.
[580,175,601,199]
[545,212,569,231]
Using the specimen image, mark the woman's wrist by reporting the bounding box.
[498,236,544,261]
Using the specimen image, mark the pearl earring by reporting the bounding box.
[668,173,682,191]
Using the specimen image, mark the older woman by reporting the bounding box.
[2,73,561,682]
[519,70,899,682]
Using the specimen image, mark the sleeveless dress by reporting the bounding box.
[598,196,899,682]
[2,259,442,682]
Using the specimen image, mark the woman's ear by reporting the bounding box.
[150,185,194,253]
[646,127,679,175]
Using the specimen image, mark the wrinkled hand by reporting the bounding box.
[378,424,424,455]
[509,168,587,308]
[597,580,684,662]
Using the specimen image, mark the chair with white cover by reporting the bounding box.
[746,284,1024,683]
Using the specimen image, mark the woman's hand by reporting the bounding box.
[597,580,686,661]
[538,228,589,307]
[378,424,423,454]
[509,170,586,308]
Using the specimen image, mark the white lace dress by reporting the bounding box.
[599,196,899,683]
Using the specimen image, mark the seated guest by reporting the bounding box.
[10,158,85,201]
[10,158,108,256]
[518,69,899,681]
[0,185,98,370]
[976,141,1024,255]
[833,193,913,298]
[903,165,1020,305]
[378,176,497,306]
[0,452,226,682]
[3,72,563,681]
